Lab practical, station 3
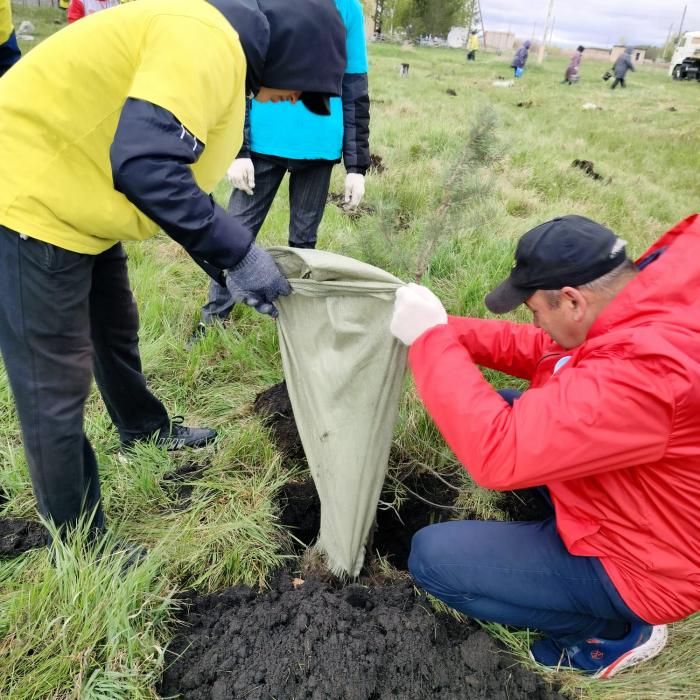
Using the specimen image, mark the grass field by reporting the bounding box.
[2,5,700,698]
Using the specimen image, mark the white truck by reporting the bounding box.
[670,31,700,80]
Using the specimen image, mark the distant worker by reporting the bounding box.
[563,45,584,84]
[193,0,370,343]
[510,39,530,76]
[68,0,120,23]
[611,47,635,89]
[391,214,700,678]
[0,0,21,78]
[466,30,479,61]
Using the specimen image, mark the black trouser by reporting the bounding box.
[0,227,169,529]
[611,77,626,89]
[201,154,334,323]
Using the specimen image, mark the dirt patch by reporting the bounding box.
[253,381,306,464]
[368,152,386,174]
[0,518,47,557]
[259,382,554,567]
[162,462,206,510]
[159,573,564,700]
[499,488,553,522]
[571,159,606,182]
[326,192,376,219]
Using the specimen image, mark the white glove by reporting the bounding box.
[227,158,255,195]
[344,173,365,209]
[390,283,448,346]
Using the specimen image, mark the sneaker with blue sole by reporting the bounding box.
[530,623,668,678]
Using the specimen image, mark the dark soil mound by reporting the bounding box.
[0,518,47,557]
[253,381,307,463]
[159,574,564,700]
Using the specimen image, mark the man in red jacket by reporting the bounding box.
[390,214,700,677]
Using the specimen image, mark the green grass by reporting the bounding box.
[1,17,700,698]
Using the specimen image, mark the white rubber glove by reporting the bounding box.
[344,173,365,209]
[227,158,255,195]
[390,283,448,346]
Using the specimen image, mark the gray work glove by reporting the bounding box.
[224,244,292,318]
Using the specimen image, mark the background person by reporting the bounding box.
[611,47,635,89]
[0,0,345,543]
[193,0,370,342]
[510,39,530,76]
[390,214,700,677]
[0,0,20,78]
[563,45,584,84]
[466,29,478,61]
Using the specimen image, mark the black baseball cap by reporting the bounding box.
[485,215,628,314]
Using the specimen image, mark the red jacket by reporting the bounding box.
[409,215,700,625]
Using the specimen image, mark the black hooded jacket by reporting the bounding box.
[110,0,346,281]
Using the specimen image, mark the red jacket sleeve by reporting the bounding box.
[67,0,85,23]
[409,324,674,490]
[446,315,552,380]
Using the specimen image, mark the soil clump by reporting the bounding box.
[326,192,376,219]
[368,152,386,173]
[159,573,564,700]
[0,517,47,557]
[571,158,605,181]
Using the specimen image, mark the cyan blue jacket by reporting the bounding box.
[239,0,370,174]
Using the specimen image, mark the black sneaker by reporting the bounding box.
[121,417,217,451]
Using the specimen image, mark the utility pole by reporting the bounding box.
[537,0,554,63]
[663,22,674,61]
[547,16,556,47]
[675,4,687,52]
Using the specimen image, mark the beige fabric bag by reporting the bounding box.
[270,247,407,577]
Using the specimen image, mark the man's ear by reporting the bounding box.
[560,286,587,321]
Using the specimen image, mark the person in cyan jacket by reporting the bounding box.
[611,47,635,89]
[510,39,530,75]
[193,0,370,340]
[390,214,700,678]
[0,0,21,78]
[0,0,346,544]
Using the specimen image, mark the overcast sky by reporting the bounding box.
[480,0,700,48]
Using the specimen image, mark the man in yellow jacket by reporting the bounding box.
[0,0,346,539]
[0,0,20,77]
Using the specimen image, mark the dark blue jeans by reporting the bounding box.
[0,228,169,530]
[202,154,334,323]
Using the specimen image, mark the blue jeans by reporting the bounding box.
[409,509,645,646]
[201,154,334,323]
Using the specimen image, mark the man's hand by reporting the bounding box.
[224,245,292,317]
[227,158,255,195]
[390,283,448,345]
[344,173,365,209]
